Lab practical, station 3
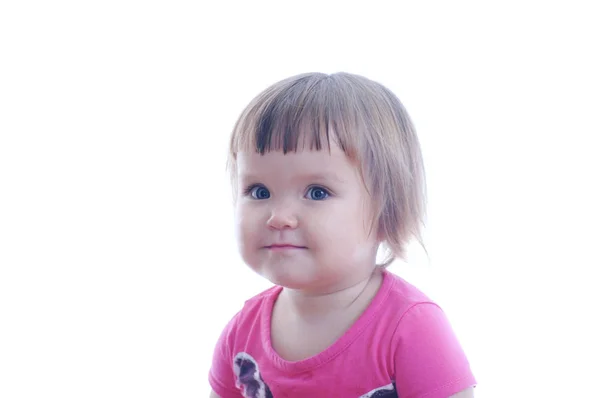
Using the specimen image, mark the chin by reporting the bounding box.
[245,255,336,289]
[260,267,321,290]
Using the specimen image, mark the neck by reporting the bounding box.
[279,267,383,320]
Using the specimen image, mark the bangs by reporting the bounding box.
[229,73,361,159]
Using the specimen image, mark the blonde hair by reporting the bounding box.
[227,72,426,266]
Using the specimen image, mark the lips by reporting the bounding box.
[265,244,307,249]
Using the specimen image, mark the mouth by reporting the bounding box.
[265,244,307,250]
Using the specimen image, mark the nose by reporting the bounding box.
[266,206,298,230]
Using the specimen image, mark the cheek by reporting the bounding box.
[337,205,378,251]
[312,204,369,246]
[234,205,261,244]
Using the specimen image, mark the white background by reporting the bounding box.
[1,1,598,397]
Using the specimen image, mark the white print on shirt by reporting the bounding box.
[233,352,398,397]
[233,352,273,398]
[359,382,397,397]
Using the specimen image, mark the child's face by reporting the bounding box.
[234,141,380,293]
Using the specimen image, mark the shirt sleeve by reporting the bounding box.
[208,313,242,398]
[393,303,476,398]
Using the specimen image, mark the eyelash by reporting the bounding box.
[243,184,269,199]
[242,184,256,196]
[242,184,332,200]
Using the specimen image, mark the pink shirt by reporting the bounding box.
[209,270,476,397]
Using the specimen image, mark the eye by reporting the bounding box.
[306,186,330,201]
[248,185,270,200]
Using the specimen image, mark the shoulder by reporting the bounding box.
[238,284,281,322]
[382,270,464,357]
[375,269,437,323]
[381,271,477,397]
[382,269,434,304]
[382,271,458,343]
[360,269,439,338]
[220,286,281,343]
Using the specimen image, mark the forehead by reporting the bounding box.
[236,144,357,181]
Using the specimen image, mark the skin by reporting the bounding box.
[210,142,475,397]
[234,142,381,302]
